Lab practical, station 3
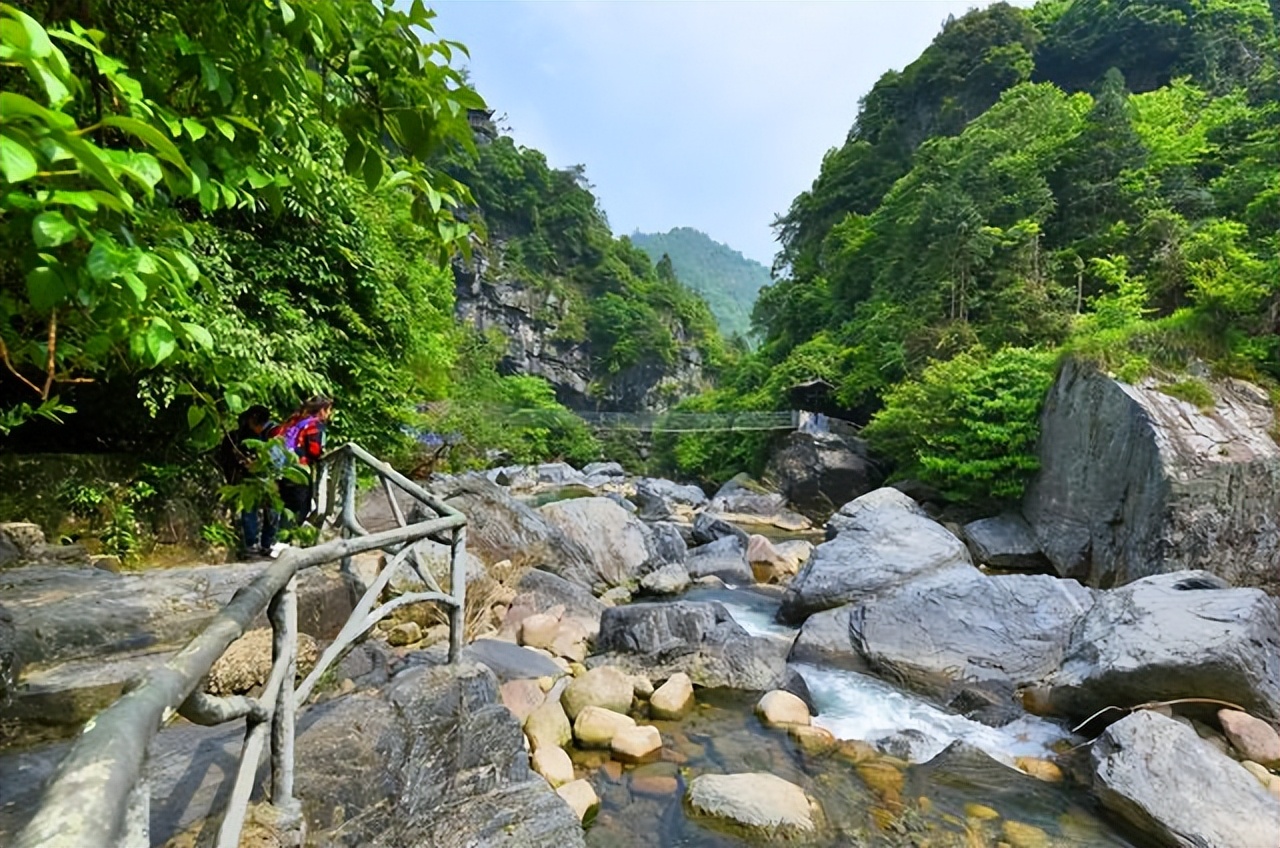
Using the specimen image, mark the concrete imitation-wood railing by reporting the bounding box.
[13,442,467,848]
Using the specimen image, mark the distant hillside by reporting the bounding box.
[631,227,771,342]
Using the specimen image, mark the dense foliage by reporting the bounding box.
[631,227,771,345]
[441,136,727,378]
[687,0,1280,502]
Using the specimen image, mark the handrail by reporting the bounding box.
[13,442,467,848]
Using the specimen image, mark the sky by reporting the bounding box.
[428,1,1023,266]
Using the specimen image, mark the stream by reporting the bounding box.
[579,583,1139,847]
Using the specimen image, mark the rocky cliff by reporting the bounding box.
[454,257,710,412]
[1023,359,1280,593]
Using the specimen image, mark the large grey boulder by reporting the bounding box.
[1044,571,1280,723]
[691,511,749,546]
[438,474,598,589]
[511,569,606,634]
[787,606,863,671]
[590,601,787,690]
[962,513,1050,571]
[849,572,1094,700]
[1091,710,1280,848]
[766,430,882,520]
[779,488,975,624]
[297,661,585,847]
[538,496,660,590]
[1023,359,1280,592]
[685,535,753,585]
[708,474,811,531]
[633,477,706,521]
[460,638,567,684]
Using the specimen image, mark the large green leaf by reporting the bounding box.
[25,266,65,312]
[0,131,38,182]
[101,115,191,174]
[145,319,177,365]
[31,210,78,247]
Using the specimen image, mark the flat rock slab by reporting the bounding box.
[1092,710,1280,848]
[461,638,566,683]
[1045,571,1280,723]
[686,772,818,836]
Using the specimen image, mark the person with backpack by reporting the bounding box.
[216,404,280,558]
[274,395,334,527]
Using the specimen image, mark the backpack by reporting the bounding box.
[268,415,315,472]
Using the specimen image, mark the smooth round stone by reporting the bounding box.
[562,665,632,719]
[556,778,600,823]
[1015,756,1064,782]
[519,613,561,650]
[650,673,695,720]
[611,724,662,764]
[755,690,811,727]
[685,772,818,836]
[574,705,636,748]
[532,745,575,788]
[524,699,571,751]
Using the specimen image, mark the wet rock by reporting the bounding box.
[639,562,690,596]
[745,534,794,584]
[649,672,695,720]
[779,666,818,716]
[766,430,882,521]
[962,513,1050,571]
[574,705,635,748]
[790,724,837,755]
[685,773,818,836]
[532,745,575,788]
[691,512,748,549]
[1092,710,1280,848]
[556,779,600,823]
[686,535,753,585]
[787,605,863,671]
[1014,756,1063,783]
[849,571,1093,700]
[1045,572,1280,723]
[592,601,787,690]
[1218,709,1280,767]
[561,665,633,720]
[612,725,662,763]
[1001,820,1051,848]
[756,690,811,727]
[539,497,656,590]
[780,488,975,624]
[1024,359,1280,592]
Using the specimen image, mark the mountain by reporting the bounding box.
[631,228,772,342]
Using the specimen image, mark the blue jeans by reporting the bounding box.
[240,505,279,553]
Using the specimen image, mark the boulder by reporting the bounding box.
[510,569,607,640]
[582,461,624,479]
[611,724,662,763]
[787,606,862,671]
[573,705,635,748]
[691,511,749,546]
[519,613,562,650]
[686,536,753,585]
[633,478,707,522]
[525,698,572,751]
[438,474,598,589]
[639,562,691,596]
[649,673,695,719]
[962,514,1050,571]
[592,601,787,690]
[1044,572,1280,723]
[0,522,45,561]
[708,474,811,531]
[780,488,975,624]
[538,497,655,590]
[1091,710,1280,848]
[295,660,586,847]
[561,665,634,720]
[556,779,600,823]
[1023,359,1280,592]
[644,521,688,569]
[500,679,546,723]
[461,638,566,683]
[755,690,811,727]
[849,571,1094,700]
[766,430,882,520]
[535,462,586,488]
[1218,710,1280,768]
[0,604,17,703]
[746,534,795,584]
[685,773,819,837]
[532,745,575,788]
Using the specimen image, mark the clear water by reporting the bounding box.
[578,584,1140,847]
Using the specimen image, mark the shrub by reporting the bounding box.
[863,346,1056,503]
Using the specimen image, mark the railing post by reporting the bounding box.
[448,526,466,663]
[269,576,299,816]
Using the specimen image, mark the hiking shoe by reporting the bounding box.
[268,542,289,559]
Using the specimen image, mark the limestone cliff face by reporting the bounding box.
[1022,359,1280,593]
[453,256,709,412]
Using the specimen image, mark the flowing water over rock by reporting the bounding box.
[578,584,1141,847]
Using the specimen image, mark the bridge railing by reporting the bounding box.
[13,442,467,848]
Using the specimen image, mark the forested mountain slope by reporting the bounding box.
[676,0,1280,500]
[631,228,771,343]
